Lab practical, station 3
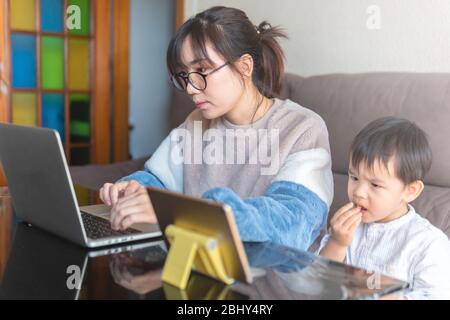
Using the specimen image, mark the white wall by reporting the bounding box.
[184,0,450,76]
[129,0,174,159]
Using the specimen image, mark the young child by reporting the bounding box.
[319,117,450,299]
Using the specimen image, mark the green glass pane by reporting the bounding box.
[12,93,37,126]
[41,36,64,89]
[70,94,90,143]
[67,0,90,35]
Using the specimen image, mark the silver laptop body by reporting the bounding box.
[0,123,161,247]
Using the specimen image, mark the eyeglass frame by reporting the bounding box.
[170,61,230,92]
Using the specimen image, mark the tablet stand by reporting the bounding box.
[161,224,234,289]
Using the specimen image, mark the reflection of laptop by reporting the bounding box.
[0,223,165,300]
[0,123,161,248]
[147,187,253,285]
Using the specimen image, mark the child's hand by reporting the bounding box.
[329,202,362,248]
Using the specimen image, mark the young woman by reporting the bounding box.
[100,6,333,251]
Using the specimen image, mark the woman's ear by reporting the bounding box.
[236,53,254,78]
[404,180,425,203]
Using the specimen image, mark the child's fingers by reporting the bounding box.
[346,215,362,234]
[330,202,355,224]
[342,212,362,230]
[333,207,361,227]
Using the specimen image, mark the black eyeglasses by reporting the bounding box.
[170,62,230,92]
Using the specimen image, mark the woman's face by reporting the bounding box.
[178,36,247,120]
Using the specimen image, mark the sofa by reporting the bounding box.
[70,72,450,238]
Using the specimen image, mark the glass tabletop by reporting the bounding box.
[0,186,409,300]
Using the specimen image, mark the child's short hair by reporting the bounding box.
[350,117,432,184]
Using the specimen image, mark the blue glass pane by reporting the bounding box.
[42,94,65,141]
[41,0,64,33]
[12,34,37,88]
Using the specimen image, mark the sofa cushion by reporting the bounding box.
[282,72,450,188]
[69,157,148,190]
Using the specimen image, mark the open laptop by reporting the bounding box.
[0,123,161,247]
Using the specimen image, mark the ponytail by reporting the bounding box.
[255,21,287,97]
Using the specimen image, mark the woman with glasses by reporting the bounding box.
[100,6,333,251]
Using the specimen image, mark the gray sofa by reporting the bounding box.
[70,72,450,238]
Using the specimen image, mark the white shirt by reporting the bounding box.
[319,205,450,299]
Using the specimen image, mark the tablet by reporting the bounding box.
[147,187,253,284]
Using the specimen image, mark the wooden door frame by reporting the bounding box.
[93,0,112,164]
[0,0,10,186]
[175,0,185,30]
[111,0,129,162]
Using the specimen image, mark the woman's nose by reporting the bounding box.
[186,81,200,95]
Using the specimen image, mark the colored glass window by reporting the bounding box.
[42,94,65,141]
[12,93,37,126]
[41,36,65,89]
[70,94,90,143]
[10,0,36,31]
[69,39,90,90]
[41,0,64,33]
[11,34,37,88]
[67,0,90,35]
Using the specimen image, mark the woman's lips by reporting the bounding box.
[195,101,208,109]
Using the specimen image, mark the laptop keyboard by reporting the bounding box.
[81,212,141,239]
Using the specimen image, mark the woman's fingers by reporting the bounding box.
[124,180,143,197]
[109,181,131,206]
[100,183,113,205]
[110,192,157,230]
[111,205,154,230]
[119,212,156,230]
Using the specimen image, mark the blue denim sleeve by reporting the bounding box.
[117,169,166,189]
[202,180,328,251]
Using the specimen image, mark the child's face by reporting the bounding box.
[179,36,247,120]
[347,157,411,223]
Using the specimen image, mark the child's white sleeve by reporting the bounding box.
[316,234,330,255]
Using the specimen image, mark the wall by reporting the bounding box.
[184,0,450,76]
[129,0,174,159]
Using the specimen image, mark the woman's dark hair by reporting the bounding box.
[167,6,287,98]
[350,117,432,184]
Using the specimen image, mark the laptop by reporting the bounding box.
[0,123,161,247]
[0,223,166,300]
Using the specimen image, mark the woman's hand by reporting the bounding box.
[99,180,140,206]
[100,180,158,230]
[109,253,163,295]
